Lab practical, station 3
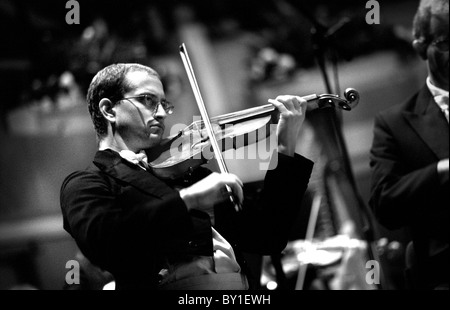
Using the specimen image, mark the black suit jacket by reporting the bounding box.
[369,85,449,289]
[60,149,313,289]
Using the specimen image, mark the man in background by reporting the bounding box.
[369,0,448,289]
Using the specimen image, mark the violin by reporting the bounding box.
[146,87,360,181]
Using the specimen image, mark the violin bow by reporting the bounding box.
[179,43,242,212]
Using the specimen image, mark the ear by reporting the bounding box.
[98,98,116,124]
[412,39,428,60]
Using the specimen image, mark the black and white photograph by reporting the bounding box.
[0,0,447,299]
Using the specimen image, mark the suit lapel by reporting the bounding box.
[93,149,175,199]
[403,87,449,159]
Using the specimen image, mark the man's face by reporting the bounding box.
[427,13,449,90]
[113,70,167,151]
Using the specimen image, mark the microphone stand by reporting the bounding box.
[295,4,383,289]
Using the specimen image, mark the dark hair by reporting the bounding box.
[86,63,160,138]
[412,0,449,40]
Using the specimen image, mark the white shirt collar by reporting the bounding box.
[426,77,448,117]
[426,76,449,99]
[118,149,149,170]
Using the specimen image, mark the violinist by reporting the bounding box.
[60,63,314,290]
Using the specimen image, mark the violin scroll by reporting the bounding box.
[315,88,360,112]
[343,88,359,110]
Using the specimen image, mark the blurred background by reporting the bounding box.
[0,0,427,290]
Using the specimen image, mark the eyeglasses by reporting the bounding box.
[117,94,174,115]
[430,37,449,52]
